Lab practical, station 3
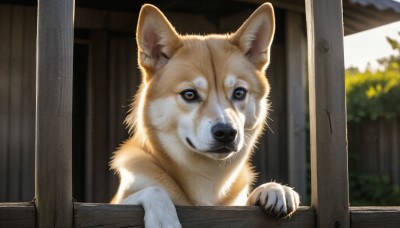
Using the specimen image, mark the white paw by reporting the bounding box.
[122,187,182,228]
[144,203,182,228]
[247,182,300,218]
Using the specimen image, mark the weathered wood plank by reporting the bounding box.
[348,118,400,184]
[74,203,315,228]
[351,207,400,228]
[35,0,74,227]
[305,0,350,228]
[0,202,35,228]
[286,11,307,202]
[1,204,399,228]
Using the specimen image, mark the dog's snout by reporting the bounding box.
[211,123,237,144]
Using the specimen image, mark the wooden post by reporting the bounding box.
[305,0,350,228]
[35,0,74,227]
[286,11,307,202]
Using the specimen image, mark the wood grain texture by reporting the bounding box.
[1,204,399,228]
[0,202,35,228]
[348,118,400,185]
[35,0,74,227]
[74,203,315,228]
[305,0,350,227]
[351,207,400,228]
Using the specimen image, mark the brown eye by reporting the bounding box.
[180,89,200,102]
[233,87,247,101]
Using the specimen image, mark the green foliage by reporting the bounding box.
[349,172,400,206]
[348,151,400,206]
[346,70,400,122]
[346,32,400,122]
[344,32,400,206]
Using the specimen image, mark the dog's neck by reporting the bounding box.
[180,151,251,206]
[141,130,254,206]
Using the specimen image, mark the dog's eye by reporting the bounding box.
[232,87,247,101]
[180,89,200,102]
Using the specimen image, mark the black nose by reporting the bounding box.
[211,123,237,144]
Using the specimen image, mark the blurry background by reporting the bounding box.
[344,21,400,206]
[0,0,399,205]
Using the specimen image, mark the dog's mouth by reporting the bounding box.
[186,138,237,154]
[207,145,237,154]
[186,138,197,149]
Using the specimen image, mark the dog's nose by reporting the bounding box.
[211,123,237,144]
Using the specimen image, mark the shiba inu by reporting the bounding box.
[111,3,300,227]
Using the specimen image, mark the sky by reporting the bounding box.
[344,21,400,71]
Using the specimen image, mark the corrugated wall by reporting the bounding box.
[0,5,36,202]
[83,32,139,202]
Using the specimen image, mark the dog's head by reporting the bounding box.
[131,4,275,161]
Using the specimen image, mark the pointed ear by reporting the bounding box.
[136,4,182,74]
[231,3,275,70]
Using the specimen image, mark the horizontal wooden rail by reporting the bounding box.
[0,202,35,228]
[1,203,400,228]
[350,207,400,228]
[74,203,315,228]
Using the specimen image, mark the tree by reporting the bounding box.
[378,32,400,71]
[346,32,400,122]
[346,32,400,206]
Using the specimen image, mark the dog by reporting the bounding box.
[110,3,300,227]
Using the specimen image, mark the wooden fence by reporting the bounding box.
[0,0,399,227]
[348,118,400,186]
[1,203,400,227]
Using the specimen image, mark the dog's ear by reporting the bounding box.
[231,3,275,70]
[136,4,182,75]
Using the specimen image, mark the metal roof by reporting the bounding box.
[350,0,400,13]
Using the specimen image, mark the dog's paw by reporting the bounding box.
[144,204,182,228]
[247,182,300,218]
[122,187,182,228]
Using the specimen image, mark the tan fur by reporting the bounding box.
[110,3,298,214]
